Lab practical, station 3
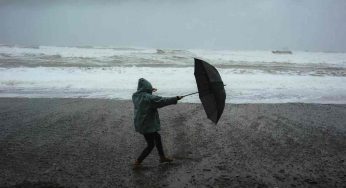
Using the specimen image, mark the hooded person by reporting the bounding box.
[132,78,183,168]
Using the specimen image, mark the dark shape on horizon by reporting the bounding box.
[194,58,226,124]
[156,49,165,54]
[272,50,293,54]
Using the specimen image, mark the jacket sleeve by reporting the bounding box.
[149,95,178,109]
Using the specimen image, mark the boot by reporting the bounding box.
[133,160,141,169]
[160,156,173,163]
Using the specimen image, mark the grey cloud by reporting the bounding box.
[0,0,346,51]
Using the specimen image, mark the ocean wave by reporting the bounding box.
[0,45,157,58]
[1,67,345,103]
[0,45,346,70]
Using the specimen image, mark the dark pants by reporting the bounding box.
[137,132,165,162]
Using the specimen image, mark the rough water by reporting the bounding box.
[1,44,346,103]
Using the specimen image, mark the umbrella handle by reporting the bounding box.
[182,85,226,97]
[182,92,199,97]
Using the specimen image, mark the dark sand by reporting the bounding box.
[0,98,345,187]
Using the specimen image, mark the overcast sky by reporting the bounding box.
[0,0,345,51]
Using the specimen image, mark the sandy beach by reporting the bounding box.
[0,98,345,187]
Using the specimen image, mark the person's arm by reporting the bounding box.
[149,95,183,109]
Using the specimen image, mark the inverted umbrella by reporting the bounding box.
[183,58,226,124]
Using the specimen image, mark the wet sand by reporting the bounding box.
[0,98,345,187]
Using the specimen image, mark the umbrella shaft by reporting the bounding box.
[182,92,199,97]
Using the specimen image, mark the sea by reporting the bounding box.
[0,44,346,103]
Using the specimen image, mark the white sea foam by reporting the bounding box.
[1,67,346,103]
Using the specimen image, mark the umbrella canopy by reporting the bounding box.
[194,58,226,124]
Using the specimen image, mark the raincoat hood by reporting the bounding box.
[136,78,153,94]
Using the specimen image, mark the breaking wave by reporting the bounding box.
[1,45,345,76]
[0,44,345,103]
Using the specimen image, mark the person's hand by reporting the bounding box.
[152,88,157,92]
[176,96,184,100]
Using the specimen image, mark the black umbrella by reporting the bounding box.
[183,58,226,124]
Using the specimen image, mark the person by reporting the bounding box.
[132,78,183,168]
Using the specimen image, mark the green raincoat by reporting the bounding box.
[132,78,178,134]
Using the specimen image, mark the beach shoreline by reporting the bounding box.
[0,98,345,187]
